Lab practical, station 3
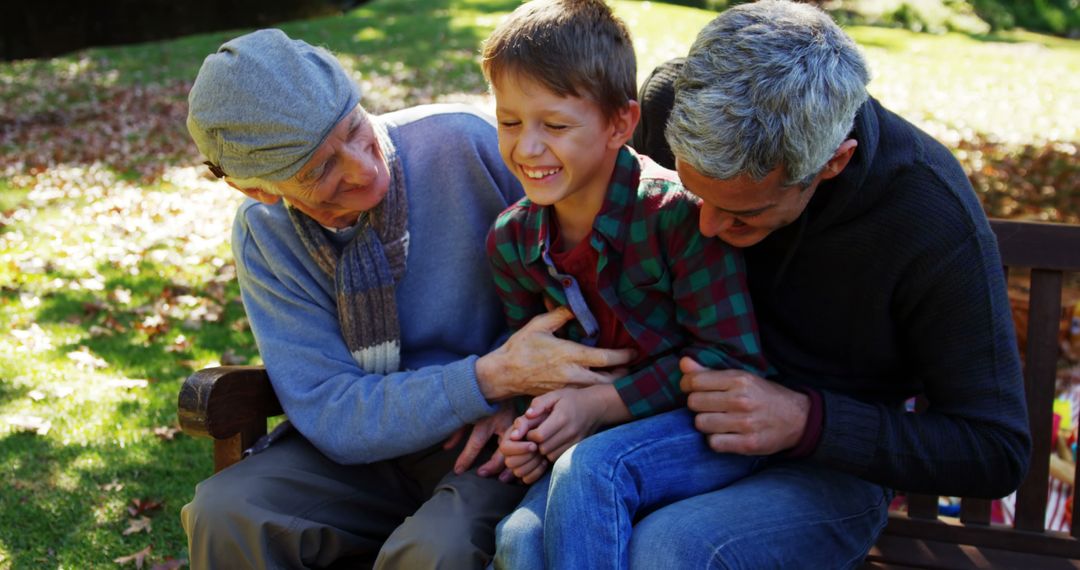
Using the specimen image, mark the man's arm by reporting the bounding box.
[234,214,495,464]
[482,217,635,401]
[235,205,633,465]
[611,189,771,419]
[811,228,1029,498]
[682,229,1030,498]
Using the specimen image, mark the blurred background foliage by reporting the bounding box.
[664,0,1079,36]
[2,0,1077,62]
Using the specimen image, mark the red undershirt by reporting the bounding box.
[548,225,647,369]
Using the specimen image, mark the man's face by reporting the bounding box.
[277,108,391,228]
[676,160,818,248]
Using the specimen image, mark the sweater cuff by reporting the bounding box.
[813,390,880,474]
[786,386,823,458]
[443,355,499,423]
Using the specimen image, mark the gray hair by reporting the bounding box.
[666,0,870,186]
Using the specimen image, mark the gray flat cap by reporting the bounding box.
[187,28,360,181]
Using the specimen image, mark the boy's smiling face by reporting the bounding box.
[493,73,631,218]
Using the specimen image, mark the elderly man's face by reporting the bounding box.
[278,108,391,228]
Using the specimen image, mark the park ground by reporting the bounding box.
[0,0,1078,567]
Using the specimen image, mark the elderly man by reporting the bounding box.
[180,29,632,569]
[511,1,1031,568]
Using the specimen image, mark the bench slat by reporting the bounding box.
[907,493,939,520]
[990,219,1080,271]
[960,498,991,525]
[882,516,1080,560]
[1075,458,1080,539]
[867,529,1080,569]
[1014,269,1063,532]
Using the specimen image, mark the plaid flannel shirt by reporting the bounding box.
[486,147,771,417]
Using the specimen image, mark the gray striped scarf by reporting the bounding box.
[287,121,409,374]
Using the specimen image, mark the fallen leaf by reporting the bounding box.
[82,300,107,315]
[127,498,163,517]
[153,426,180,440]
[103,315,128,332]
[88,325,114,337]
[108,378,149,389]
[99,480,124,492]
[151,559,187,570]
[122,516,152,536]
[53,386,75,398]
[6,414,51,435]
[220,349,245,366]
[165,335,191,353]
[114,545,152,569]
[67,348,108,369]
[230,317,250,332]
[110,287,133,304]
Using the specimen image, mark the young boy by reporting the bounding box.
[481,1,773,567]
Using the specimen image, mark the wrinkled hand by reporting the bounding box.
[475,307,636,401]
[500,412,550,484]
[445,404,516,478]
[525,388,605,462]
[679,357,810,455]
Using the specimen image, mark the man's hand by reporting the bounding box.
[447,404,516,478]
[679,357,810,455]
[475,307,636,401]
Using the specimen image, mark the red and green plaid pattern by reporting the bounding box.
[486,147,771,417]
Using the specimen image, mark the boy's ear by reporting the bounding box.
[606,100,641,150]
[226,180,282,205]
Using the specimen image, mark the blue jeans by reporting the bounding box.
[494,408,891,569]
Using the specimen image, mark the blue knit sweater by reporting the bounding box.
[232,104,523,464]
[750,98,1031,498]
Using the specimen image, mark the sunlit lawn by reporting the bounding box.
[0,0,1077,567]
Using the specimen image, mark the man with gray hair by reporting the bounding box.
[180,28,633,568]
[574,0,1028,566]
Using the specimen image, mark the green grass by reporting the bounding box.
[847,25,1080,143]
[0,0,1077,567]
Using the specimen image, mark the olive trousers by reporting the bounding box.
[181,430,525,569]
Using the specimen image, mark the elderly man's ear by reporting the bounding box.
[225,180,282,205]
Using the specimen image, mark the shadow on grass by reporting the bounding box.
[31,260,257,385]
[0,420,212,568]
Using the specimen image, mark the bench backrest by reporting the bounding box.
[872,219,1080,567]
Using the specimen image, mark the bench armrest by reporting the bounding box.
[178,366,283,472]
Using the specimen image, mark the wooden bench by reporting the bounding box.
[179,218,1080,569]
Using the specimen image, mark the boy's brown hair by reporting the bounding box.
[481,0,637,122]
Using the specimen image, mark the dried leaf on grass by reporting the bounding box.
[114,545,152,569]
[123,516,152,536]
[150,558,188,570]
[107,379,150,389]
[153,426,180,440]
[220,349,246,366]
[6,414,51,435]
[127,498,163,517]
[67,347,108,370]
